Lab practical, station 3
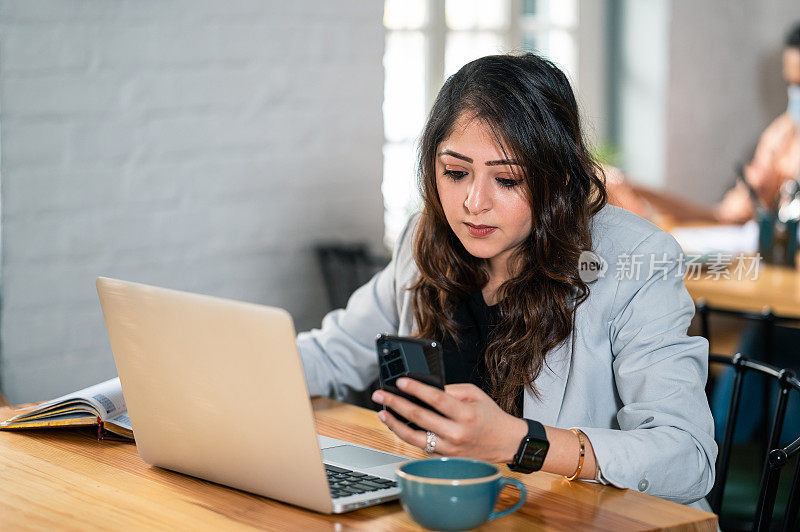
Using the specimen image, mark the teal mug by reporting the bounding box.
[396,457,527,531]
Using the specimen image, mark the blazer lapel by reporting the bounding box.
[523,339,572,427]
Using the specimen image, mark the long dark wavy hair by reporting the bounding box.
[409,53,607,415]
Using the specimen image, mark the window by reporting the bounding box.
[382,0,580,248]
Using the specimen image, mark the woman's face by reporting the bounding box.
[435,112,533,276]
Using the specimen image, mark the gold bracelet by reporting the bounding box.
[565,428,585,481]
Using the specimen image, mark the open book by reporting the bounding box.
[0,377,133,441]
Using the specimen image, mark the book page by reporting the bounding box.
[107,411,132,432]
[84,378,126,420]
[10,412,99,424]
[15,403,99,422]
[104,411,134,440]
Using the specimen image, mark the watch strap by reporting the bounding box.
[523,418,546,441]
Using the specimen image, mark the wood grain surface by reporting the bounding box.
[684,262,800,319]
[0,398,717,531]
[657,218,800,319]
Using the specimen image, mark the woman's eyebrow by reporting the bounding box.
[437,150,519,166]
[485,159,519,166]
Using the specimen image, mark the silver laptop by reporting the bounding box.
[96,276,410,514]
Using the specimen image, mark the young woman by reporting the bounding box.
[297,53,716,510]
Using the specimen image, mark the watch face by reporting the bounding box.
[519,439,549,471]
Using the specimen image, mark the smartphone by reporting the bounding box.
[375,333,446,431]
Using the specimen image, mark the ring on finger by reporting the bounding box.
[425,431,437,455]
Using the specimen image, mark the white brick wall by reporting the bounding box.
[0,1,387,402]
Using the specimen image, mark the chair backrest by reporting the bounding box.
[695,301,800,530]
[313,243,390,410]
[708,353,800,531]
[314,243,390,310]
[695,300,797,367]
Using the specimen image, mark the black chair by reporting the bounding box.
[696,301,796,438]
[314,243,390,410]
[314,243,390,311]
[697,301,800,530]
[708,353,800,531]
[695,301,798,370]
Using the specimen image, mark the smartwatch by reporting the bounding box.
[508,418,550,473]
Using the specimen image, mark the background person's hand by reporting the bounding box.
[371,378,527,463]
[745,161,783,208]
[744,161,770,190]
[715,181,756,224]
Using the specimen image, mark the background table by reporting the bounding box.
[0,398,717,531]
[684,262,800,319]
[658,217,800,319]
[659,218,800,354]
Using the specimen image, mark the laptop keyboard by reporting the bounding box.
[324,464,398,499]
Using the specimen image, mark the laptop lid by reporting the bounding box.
[96,277,333,514]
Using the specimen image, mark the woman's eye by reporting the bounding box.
[443,169,467,180]
[496,177,520,188]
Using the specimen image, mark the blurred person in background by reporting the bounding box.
[607,22,800,224]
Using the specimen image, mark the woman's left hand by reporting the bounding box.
[371,377,527,463]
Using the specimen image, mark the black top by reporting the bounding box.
[439,291,524,415]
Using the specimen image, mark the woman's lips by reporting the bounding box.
[464,222,497,237]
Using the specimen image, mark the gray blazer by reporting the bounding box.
[297,205,717,507]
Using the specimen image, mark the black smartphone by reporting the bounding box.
[375,333,446,431]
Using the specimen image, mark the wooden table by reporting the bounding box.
[684,262,800,319]
[657,217,800,319]
[0,398,716,531]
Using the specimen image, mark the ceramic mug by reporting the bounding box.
[396,457,527,531]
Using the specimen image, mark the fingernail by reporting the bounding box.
[396,378,408,390]
[377,410,387,422]
[372,390,384,403]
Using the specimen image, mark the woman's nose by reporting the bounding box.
[464,176,492,214]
